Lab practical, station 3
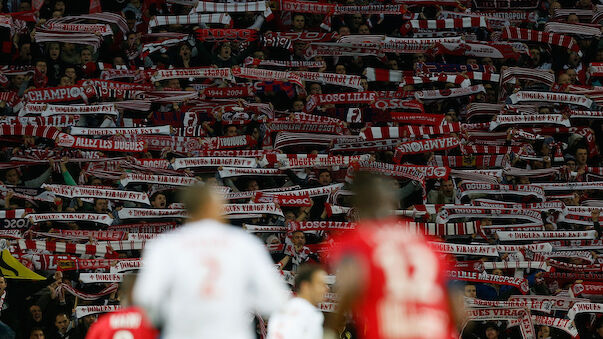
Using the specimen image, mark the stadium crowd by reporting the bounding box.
[0,0,601,338]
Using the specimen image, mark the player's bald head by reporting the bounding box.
[180,184,225,222]
[351,171,397,220]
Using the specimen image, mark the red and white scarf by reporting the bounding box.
[430,41,520,59]
[508,91,592,107]
[570,282,603,298]
[279,0,405,15]
[293,71,362,90]
[415,85,486,100]
[107,221,178,233]
[365,68,471,88]
[61,283,118,301]
[490,114,570,130]
[110,259,142,273]
[360,124,461,140]
[496,230,597,241]
[388,112,445,125]
[546,259,602,272]
[195,29,258,43]
[195,1,267,13]
[171,157,256,170]
[151,67,232,82]
[394,137,460,160]
[255,193,312,207]
[79,273,124,283]
[347,161,426,183]
[465,297,553,314]
[24,86,92,103]
[458,182,545,200]
[21,103,118,117]
[288,221,356,231]
[305,92,376,111]
[222,203,283,217]
[567,302,603,320]
[244,57,324,69]
[17,240,111,257]
[508,315,578,338]
[267,154,369,169]
[75,305,122,319]
[243,224,288,233]
[148,14,232,30]
[268,120,345,135]
[482,261,551,271]
[264,32,338,42]
[231,67,302,88]
[43,184,150,204]
[202,86,254,99]
[407,221,478,236]
[501,26,581,55]
[429,242,498,256]
[218,167,285,178]
[28,213,114,225]
[330,139,400,152]
[436,206,542,224]
[120,173,199,187]
[429,155,507,168]
[117,208,188,220]
[509,295,588,312]
[44,22,111,35]
[370,98,424,111]
[545,22,602,37]
[55,230,127,241]
[34,31,102,49]
[56,134,146,153]
[406,17,488,32]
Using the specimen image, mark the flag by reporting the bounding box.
[0,249,45,280]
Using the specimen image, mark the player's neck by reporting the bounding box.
[297,291,317,307]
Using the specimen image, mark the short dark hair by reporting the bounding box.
[30,327,44,335]
[317,169,330,176]
[294,264,323,293]
[55,312,68,320]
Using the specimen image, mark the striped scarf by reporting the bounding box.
[365,68,472,87]
[501,26,581,55]
[545,22,602,38]
[148,14,232,31]
[429,155,508,168]
[401,17,488,35]
[360,123,462,140]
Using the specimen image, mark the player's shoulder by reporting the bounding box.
[147,219,266,252]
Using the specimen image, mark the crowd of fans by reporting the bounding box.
[0,0,600,338]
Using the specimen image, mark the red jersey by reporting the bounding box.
[85,306,159,339]
[330,218,455,339]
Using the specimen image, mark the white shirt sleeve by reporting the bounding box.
[247,237,290,316]
[132,238,173,328]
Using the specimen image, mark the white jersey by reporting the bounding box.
[133,219,290,339]
[267,297,324,339]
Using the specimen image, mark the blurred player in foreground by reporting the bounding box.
[86,273,158,339]
[327,172,462,339]
[267,264,328,339]
[133,184,290,339]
